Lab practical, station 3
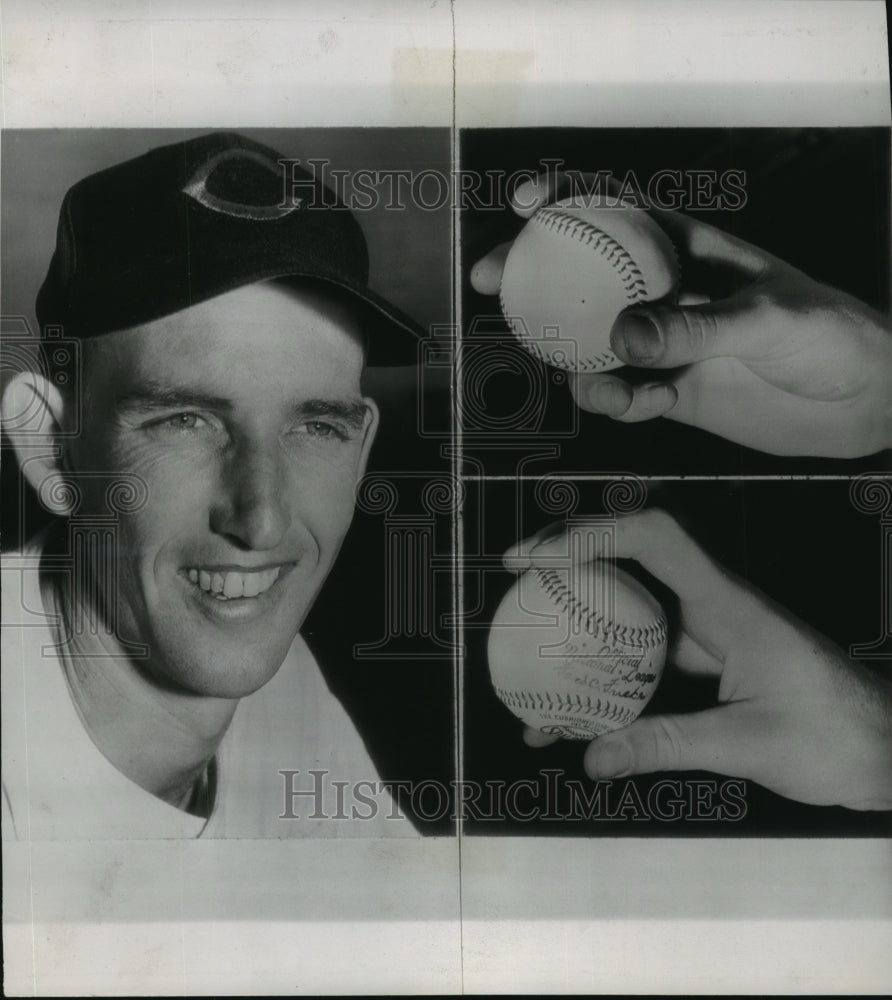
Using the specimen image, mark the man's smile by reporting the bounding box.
[183,562,294,602]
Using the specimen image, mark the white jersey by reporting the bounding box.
[1,538,416,840]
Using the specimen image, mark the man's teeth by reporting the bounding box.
[187,566,281,600]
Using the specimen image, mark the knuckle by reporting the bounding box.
[679,308,718,355]
[651,716,686,771]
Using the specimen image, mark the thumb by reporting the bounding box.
[610,296,766,369]
[583,708,751,780]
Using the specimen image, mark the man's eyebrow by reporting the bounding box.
[293,398,370,429]
[115,386,232,413]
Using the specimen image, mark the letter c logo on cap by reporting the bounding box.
[182,148,301,221]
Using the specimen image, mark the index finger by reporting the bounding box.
[526,507,742,607]
[511,170,633,217]
[503,519,566,573]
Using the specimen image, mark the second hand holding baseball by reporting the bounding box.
[502,510,892,810]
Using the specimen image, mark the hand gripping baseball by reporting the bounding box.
[504,509,892,811]
[472,173,892,457]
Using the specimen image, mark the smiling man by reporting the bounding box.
[1,132,423,838]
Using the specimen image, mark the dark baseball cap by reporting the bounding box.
[35,131,425,365]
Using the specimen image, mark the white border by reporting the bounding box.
[2,0,890,994]
[1,1,888,128]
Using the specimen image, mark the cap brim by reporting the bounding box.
[268,269,426,367]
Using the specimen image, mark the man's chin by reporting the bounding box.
[134,575,307,697]
[144,618,297,698]
[153,647,291,699]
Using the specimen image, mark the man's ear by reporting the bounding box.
[1,370,77,516]
[356,396,380,479]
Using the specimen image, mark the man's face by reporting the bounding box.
[67,281,378,699]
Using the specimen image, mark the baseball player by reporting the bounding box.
[1,132,424,839]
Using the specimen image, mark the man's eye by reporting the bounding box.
[297,420,347,440]
[155,412,207,431]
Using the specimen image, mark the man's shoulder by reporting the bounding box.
[207,633,419,839]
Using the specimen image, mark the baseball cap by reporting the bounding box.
[35,131,425,365]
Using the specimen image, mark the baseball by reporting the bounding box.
[487,561,668,739]
[499,195,679,372]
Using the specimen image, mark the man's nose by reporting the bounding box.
[210,440,291,551]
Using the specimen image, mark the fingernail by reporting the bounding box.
[503,520,564,568]
[470,261,487,284]
[592,740,632,778]
[502,550,525,571]
[614,313,662,364]
[642,382,671,399]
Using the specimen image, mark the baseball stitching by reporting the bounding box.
[503,323,618,372]
[495,687,639,728]
[535,567,667,650]
[533,207,650,300]
[499,205,663,373]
